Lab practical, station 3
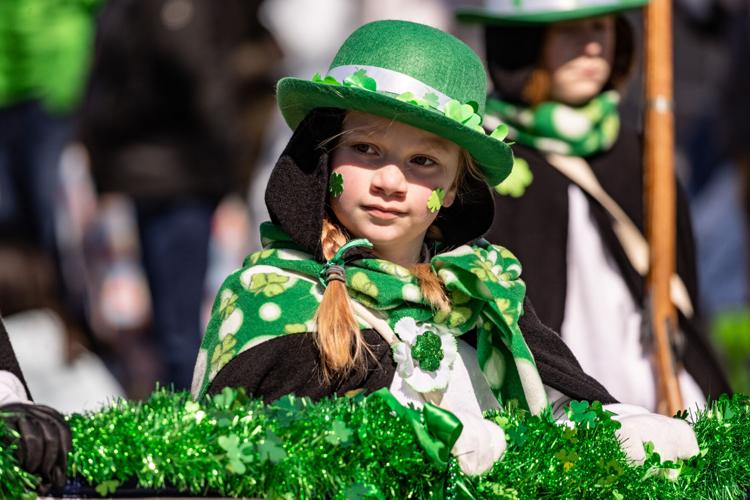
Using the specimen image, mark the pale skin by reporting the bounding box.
[542,15,616,106]
[329,111,462,267]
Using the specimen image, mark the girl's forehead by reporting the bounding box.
[342,111,458,152]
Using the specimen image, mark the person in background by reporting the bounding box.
[456,0,730,411]
[0,0,102,350]
[78,0,281,391]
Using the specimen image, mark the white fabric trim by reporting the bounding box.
[561,186,705,411]
[0,370,30,406]
[326,65,453,110]
[486,0,620,14]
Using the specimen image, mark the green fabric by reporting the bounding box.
[372,388,463,469]
[195,222,547,414]
[486,91,621,157]
[456,0,648,25]
[0,0,101,112]
[276,20,514,186]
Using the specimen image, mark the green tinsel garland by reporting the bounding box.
[1,390,748,498]
[0,413,39,499]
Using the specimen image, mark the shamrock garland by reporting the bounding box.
[2,390,749,498]
[311,69,509,141]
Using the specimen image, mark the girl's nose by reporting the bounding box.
[583,40,603,57]
[371,163,407,198]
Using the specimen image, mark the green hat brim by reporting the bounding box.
[456,0,647,25]
[276,77,513,186]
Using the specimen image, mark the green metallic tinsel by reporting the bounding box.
[0,412,39,499]
[1,390,749,498]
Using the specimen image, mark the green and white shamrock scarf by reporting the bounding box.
[485,90,621,158]
[193,222,547,414]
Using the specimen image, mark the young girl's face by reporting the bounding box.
[542,15,616,105]
[329,111,461,264]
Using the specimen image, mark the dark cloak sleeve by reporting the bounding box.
[207,298,617,405]
[0,317,31,400]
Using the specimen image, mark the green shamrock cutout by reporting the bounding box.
[312,72,340,85]
[554,449,579,471]
[344,482,384,500]
[325,419,353,446]
[218,434,254,474]
[567,400,598,429]
[95,480,121,497]
[329,172,344,198]
[495,157,533,198]
[344,69,377,91]
[427,188,445,213]
[411,330,444,371]
[507,422,528,447]
[490,124,509,141]
[258,430,287,463]
[422,93,440,109]
[445,99,476,124]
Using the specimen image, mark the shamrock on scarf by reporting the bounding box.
[392,317,457,393]
[247,272,291,297]
[495,157,533,198]
[211,334,238,374]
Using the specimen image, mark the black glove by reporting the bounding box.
[1,403,71,494]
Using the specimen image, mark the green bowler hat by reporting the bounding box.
[276,20,513,186]
[456,0,647,25]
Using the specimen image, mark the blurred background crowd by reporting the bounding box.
[0,0,747,412]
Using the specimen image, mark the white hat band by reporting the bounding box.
[326,65,454,112]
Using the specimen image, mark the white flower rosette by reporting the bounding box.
[391,317,458,394]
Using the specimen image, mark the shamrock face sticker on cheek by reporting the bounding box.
[427,188,446,213]
[329,172,344,198]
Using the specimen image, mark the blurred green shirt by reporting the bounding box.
[0,0,102,113]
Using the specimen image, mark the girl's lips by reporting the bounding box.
[363,205,405,220]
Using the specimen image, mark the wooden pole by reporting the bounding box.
[643,0,684,415]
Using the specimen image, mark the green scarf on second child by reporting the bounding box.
[486,91,621,158]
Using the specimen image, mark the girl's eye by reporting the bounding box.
[353,143,377,155]
[411,155,438,167]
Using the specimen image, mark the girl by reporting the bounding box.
[457,0,730,411]
[192,20,697,475]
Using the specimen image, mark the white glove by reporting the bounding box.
[450,408,507,475]
[605,404,699,464]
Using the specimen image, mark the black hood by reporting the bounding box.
[265,108,495,261]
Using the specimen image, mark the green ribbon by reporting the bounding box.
[318,238,373,288]
[372,389,476,499]
[372,388,462,468]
